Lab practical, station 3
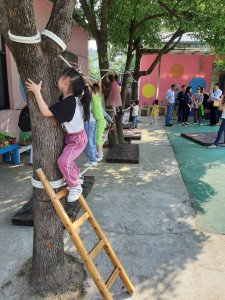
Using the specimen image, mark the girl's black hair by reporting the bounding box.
[60,67,91,122]
[108,74,114,82]
[92,82,101,94]
[185,86,192,94]
[154,99,159,105]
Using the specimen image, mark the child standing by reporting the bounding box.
[132,100,139,129]
[106,74,122,115]
[25,68,90,202]
[150,99,160,125]
[91,83,107,162]
[84,107,97,167]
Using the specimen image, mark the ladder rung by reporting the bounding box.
[105,267,120,290]
[73,212,89,229]
[89,239,105,260]
[56,189,68,199]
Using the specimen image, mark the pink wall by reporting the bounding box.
[139,53,216,107]
[0,0,88,139]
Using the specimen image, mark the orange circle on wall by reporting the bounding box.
[169,64,184,78]
[142,84,156,98]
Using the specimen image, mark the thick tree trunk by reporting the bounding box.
[131,43,142,101]
[5,0,76,290]
[97,42,121,145]
[132,81,139,101]
[16,52,65,290]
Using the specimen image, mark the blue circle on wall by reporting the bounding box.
[19,79,27,102]
[188,77,206,94]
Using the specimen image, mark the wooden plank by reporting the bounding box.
[56,189,68,199]
[73,212,89,230]
[78,195,135,294]
[89,239,104,260]
[105,267,120,290]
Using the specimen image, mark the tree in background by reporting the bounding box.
[0,0,79,291]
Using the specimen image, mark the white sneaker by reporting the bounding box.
[84,161,97,167]
[96,155,103,162]
[67,185,83,202]
[207,144,217,149]
[78,175,84,185]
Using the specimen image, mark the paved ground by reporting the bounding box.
[1,117,225,299]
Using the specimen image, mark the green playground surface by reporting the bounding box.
[165,119,225,234]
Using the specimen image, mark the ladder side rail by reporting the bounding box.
[78,195,135,294]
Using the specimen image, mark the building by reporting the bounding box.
[0,0,88,139]
[139,33,222,107]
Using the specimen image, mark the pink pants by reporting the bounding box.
[57,129,87,187]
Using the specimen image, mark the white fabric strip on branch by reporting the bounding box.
[31,177,66,189]
[41,29,66,51]
[8,30,41,44]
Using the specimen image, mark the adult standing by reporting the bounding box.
[192,86,204,125]
[208,83,222,126]
[182,86,192,126]
[165,84,176,127]
[177,85,186,123]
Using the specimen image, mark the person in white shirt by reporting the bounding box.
[208,82,222,126]
[165,84,176,126]
[208,95,225,148]
[132,100,139,129]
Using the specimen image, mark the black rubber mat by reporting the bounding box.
[181,132,224,146]
[106,144,139,164]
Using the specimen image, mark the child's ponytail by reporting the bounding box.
[80,85,91,122]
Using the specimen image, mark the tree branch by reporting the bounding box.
[8,0,37,36]
[46,0,77,45]
[0,0,12,47]
[135,13,168,30]
[79,0,99,40]
[100,0,109,40]
[138,29,184,77]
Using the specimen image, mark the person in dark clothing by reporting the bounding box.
[208,83,222,126]
[201,87,209,109]
[177,85,186,122]
[182,86,192,126]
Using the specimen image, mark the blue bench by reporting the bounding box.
[0,144,19,165]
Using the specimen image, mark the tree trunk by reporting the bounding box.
[131,81,139,101]
[5,0,76,290]
[14,46,65,291]
[131,42,142,101]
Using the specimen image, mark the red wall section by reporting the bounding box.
[139,53,216,107]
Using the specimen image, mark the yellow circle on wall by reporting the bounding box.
[169,64,184,78]
[142,84,156,98]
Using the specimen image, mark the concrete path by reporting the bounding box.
[1,117,225,299]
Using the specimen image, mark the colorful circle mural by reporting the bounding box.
[19,79,27,102]
[142,83,156,98]
[188,77,206,93]
[169,64,184,78]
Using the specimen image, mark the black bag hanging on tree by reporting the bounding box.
[18,106,31,132]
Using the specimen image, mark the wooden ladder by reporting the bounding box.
[36,168,135,300]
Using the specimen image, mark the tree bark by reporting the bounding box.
[120,22,135,106]
[5,0,76,290]
[130,29,184,102]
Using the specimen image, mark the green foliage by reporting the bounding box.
[88,56,101,81]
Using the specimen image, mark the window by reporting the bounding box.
[0,36,9,109]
